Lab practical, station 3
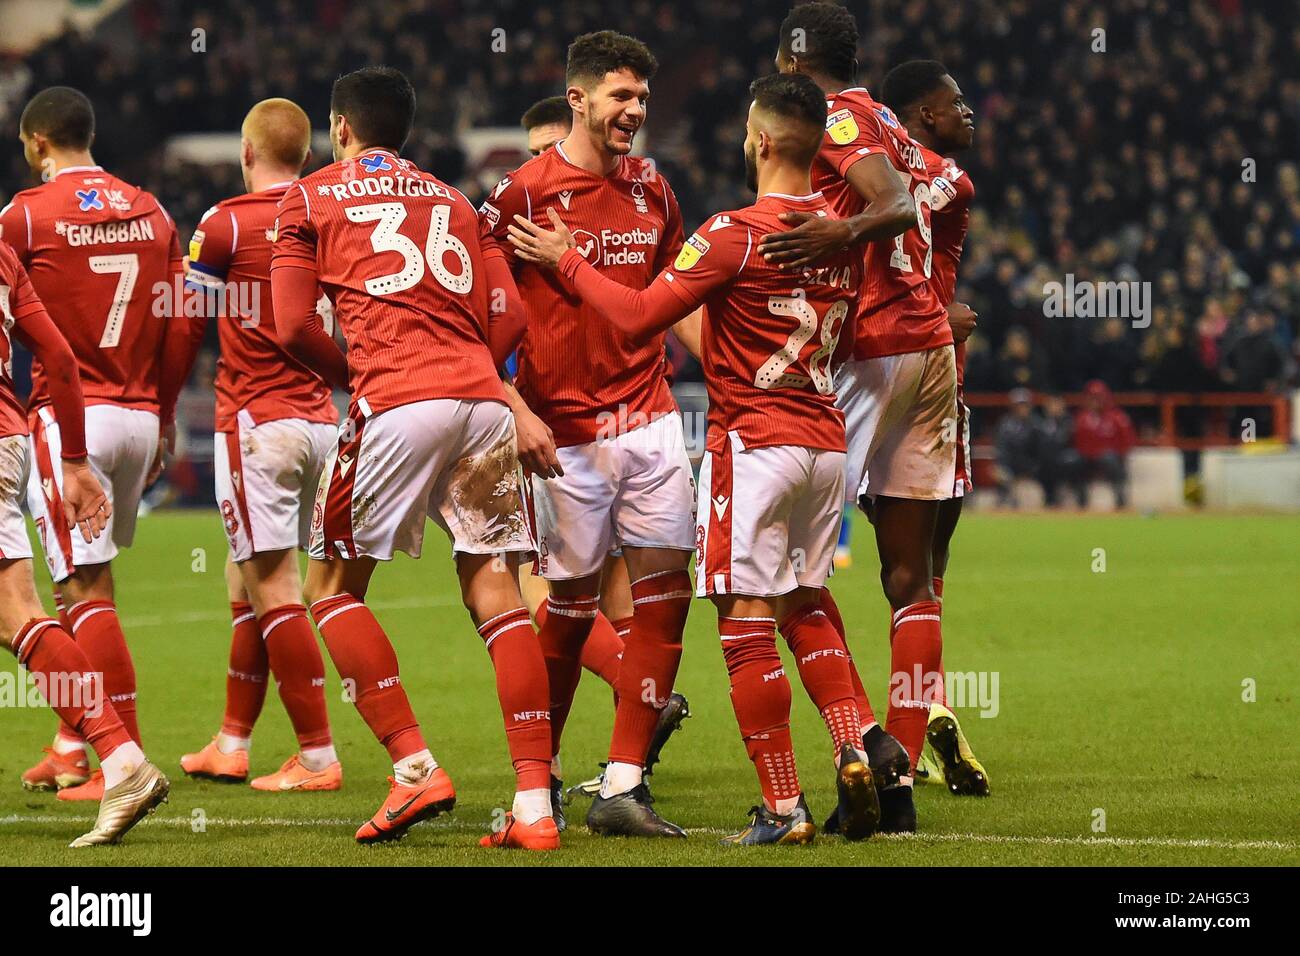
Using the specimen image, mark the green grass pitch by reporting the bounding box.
[1,510,1296,866]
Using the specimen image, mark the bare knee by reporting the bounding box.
[61,562,114,604]
[880,562,933,609]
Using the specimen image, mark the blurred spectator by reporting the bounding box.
[1039,394,1085,508]
[993,388,1044,507]
[1074,380,1136,508]
[995,327,1049,392]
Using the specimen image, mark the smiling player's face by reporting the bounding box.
[581,68,649,156]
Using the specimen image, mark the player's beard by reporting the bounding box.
[590,109,633,155]
[744,142,759,193]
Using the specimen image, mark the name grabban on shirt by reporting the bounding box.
[54,218,156,247]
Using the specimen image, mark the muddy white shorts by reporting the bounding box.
[952,385,973,497]
[695,434,844,597]
[528,413,695,581]
[310,398,531,561]
[27,404,158,582]
[0,434,33,561]
[215,414,336,561]
[836,345,957,507]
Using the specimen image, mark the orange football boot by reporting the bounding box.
[180,738,250,782]
[355,768,456,844]
[479,813,561,850]
[251,754,342,792]
[22,746,90,792]
[57,769,105,801]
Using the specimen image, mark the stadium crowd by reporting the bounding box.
[1,0,1297,418]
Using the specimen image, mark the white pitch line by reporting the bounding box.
[0,814,1292,851]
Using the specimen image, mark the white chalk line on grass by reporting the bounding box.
[0,814,1291,851]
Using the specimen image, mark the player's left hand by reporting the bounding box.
[508,208,575,269]
[146,420,176,487]
[757,212,853,269]
[947,301,978,343]
[60,458,112,543]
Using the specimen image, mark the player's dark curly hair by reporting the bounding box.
[521,95,571,131]
[566,30,658,88]
[331,66,415,152]
[779,2,859,85]
[880,60,951,113]
[20,87,95,150]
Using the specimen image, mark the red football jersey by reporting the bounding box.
[812,89,951,360]
[479,142,684,447]
[922,144,975,384]
[0,166,183,413]
[0,242,47,439]
[188,183,336,433]
[658,193,859,454]
[271,149,503,415]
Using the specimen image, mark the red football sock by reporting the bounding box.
[477,608,552,791]
[885,600,944,769]
[68,600,140,745]
[779,602,862,757]
[720,616,800,809]
[610,615,634,640]
[52,590,84,747]
[259,604,331,750]
[930,578,947,706]
[820,588,876,729]
[536,594,597,755]
[12,618,131,761]
[222,601,268,739]
[579,612,624,692]
[309,593,425,762]
[608,569,690,766]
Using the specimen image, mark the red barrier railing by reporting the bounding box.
[964,392,1291,451]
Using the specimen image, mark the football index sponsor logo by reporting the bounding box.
[572,229,600,263]
[49,886,152,936]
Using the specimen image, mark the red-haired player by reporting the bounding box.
[0,87,201,799]
[0,240,170,846]
[511,73,884,845]
[179,98,342,792]
[272,67,557,849]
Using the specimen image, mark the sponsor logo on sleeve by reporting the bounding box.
[827,108,859,145]
[674,233,710,270]
[188,230,205,261]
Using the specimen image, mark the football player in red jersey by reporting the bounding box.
[880,59,990,796]
[522,96,573,157]
[0,87,202,800]
[179,98,342,792]
[271,67,557,849]
[0,241,170,847]
[515,92,691,815]
[511,72,889,844]
[480,32,697,838]
[758,3,981,833]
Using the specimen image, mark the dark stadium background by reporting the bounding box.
[1,0,1297,504]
